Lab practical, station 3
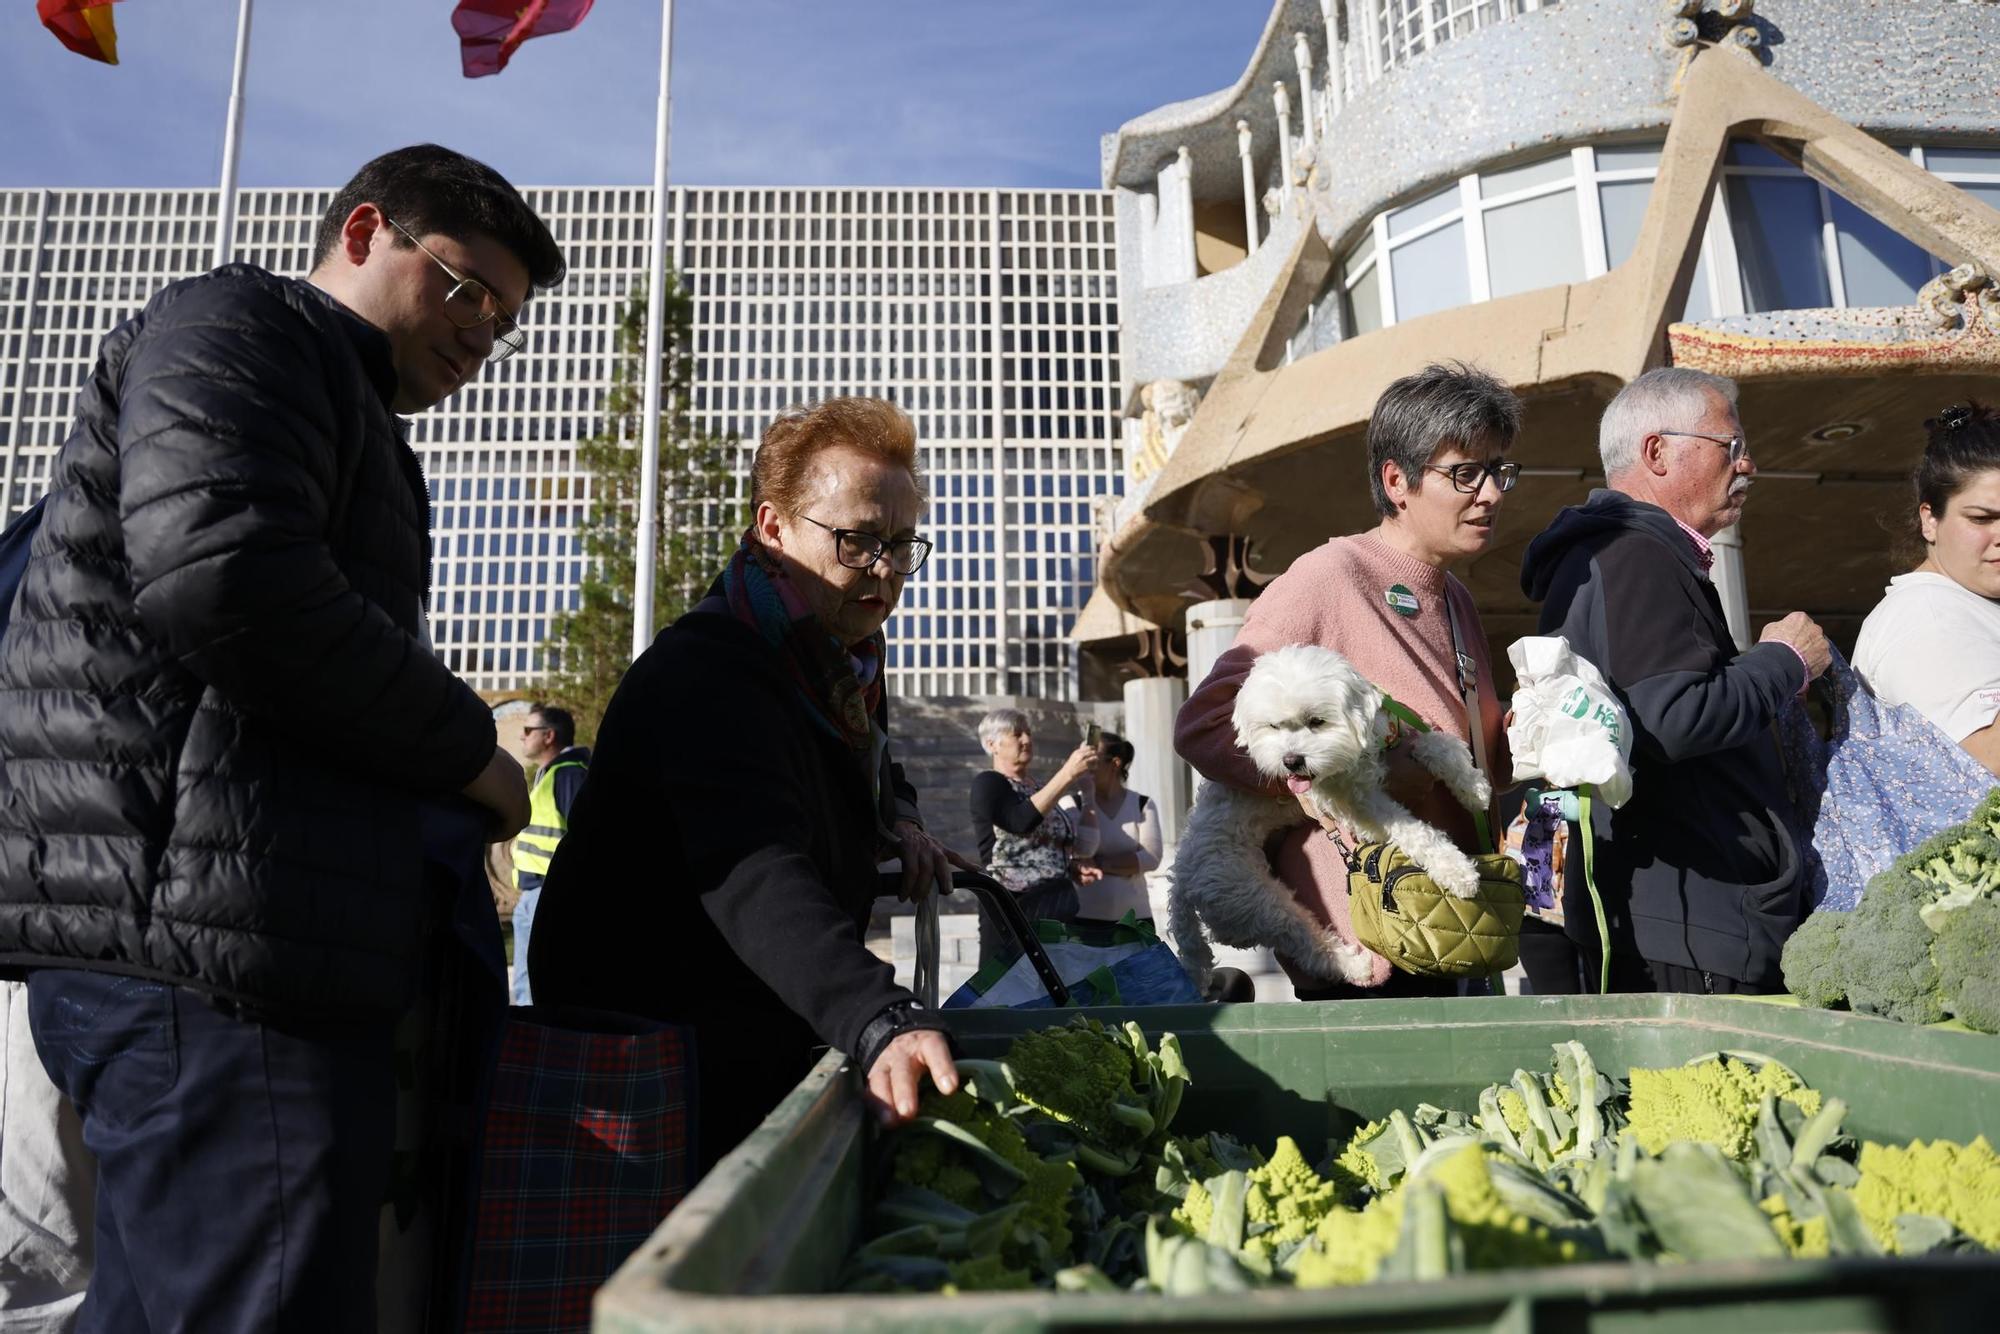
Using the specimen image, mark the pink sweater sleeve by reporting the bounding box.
[1174,573,1329,795]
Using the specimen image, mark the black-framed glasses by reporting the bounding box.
[1423,460,1521,494]
[796,514,933,575]
[386,217,528,363]
[521,723,551,737]
[1659,429,1749,465]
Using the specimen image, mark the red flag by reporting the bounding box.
[453,0,596,78]
[38,0,121,64]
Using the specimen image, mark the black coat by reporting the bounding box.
[527,609,923,1171]
[0,266,497,1017]
[1521,491,1806,987]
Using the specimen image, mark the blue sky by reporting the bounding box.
[0,1,1264,190]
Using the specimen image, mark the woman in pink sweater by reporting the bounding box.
[1175,362,1519,1000]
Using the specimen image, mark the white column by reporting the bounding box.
[1236,120,1260,256]
[1175,597,1288,999]
[1272,82,1295,206]
[1123,676,1190,849]
[1293,32,1317,155]
[1137,189,1160,288]
[630,0,677,661]
[1320,0,1345,116]
[1711,524,1752,651]
[1183,598,1252,803]
[1159,147,1197,285]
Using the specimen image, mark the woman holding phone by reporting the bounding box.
[968,710,1098,964]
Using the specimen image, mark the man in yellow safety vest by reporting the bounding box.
[511,703,590,1003]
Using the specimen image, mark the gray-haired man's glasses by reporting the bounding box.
[1659,430,1749,466]
[386,217,528,363]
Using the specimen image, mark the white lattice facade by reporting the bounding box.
[0,185,1122,699]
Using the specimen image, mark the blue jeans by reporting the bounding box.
[26,969,396,1333]
[512,876,544,1006]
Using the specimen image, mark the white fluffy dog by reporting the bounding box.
[1167,644,1492,989]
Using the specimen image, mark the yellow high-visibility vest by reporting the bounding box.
[513,758,585,885]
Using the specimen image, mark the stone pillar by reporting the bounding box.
[1293,32,1317,155]
[1272,83,1295,206]
[1123,676,1190,849]
[1137,189,1160,287]
[1236,120,1259,257]
[1184,598,1252,799]
[1319,0,1344,116]
[1173,145,1198,282]
[1173,597,1289,999]
[1711,523,1752,651]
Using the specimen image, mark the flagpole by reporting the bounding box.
[213,0,255,268]
[630,0,676,661]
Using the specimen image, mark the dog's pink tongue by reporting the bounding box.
[1285,775,1312,794]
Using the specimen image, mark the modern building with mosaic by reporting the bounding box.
[1081,0,2000,791]
[0,184,1122,701]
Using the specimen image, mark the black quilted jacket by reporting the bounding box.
[0,265,497,1017]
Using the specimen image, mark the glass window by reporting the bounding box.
[1597,179,1651,268]
[1926,147,2000,176]
[1596,143,1663,174]
[1961,182,2000,212]
[1828,194,1933,307]
[1346,262,1383,335]
[1389,221,1470,322]
[1484,187,1584,298]
[1726,175,1831,312]
[1480,153,1572,201]
[1387,183,1460,238]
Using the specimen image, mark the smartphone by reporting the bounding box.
[1084,721,1101,749]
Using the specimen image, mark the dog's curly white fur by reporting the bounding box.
[1167,644,1491,990]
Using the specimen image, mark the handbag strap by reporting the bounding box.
[1443,591,1499,852]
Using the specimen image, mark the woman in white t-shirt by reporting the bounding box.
[1854,402,2000,777]
[1076,732,1164,922]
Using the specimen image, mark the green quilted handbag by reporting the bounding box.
[1340,839,1527,978]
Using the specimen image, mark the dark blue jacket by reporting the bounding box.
[1522,490,1806,986]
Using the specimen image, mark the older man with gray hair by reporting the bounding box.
[1519,366,1829,996]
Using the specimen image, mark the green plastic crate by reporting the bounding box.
[595,994,2000,1332]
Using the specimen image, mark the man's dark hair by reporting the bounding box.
[529,703,576,751]
[312,144,566,293]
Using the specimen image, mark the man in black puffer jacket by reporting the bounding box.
[0,145,562,1331]
[1520,367,1830,997]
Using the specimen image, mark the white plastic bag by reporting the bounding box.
[1506,636,1634,809]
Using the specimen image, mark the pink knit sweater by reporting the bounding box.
[1174,530,1509,990]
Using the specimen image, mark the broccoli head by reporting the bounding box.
[1853,1135,2000,1253]
[1834,873,1948,1025]
[888,1085,1081,1276]
[1760,1194,1831,1259]
[1933,897,2000,1033]
[1418,1143,1586,1273]
[1625,1055,1820,1160]
[1781,909,1850,1009]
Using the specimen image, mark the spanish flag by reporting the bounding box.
[454,0,596,79]
[38,0,120,64]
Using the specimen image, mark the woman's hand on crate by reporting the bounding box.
[866,1029,959,1125]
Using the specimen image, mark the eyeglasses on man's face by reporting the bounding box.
[521,723,552,738]
[1424,460,1521,494]
[1659,429,1749,466]
[386,217,528,364]
[796,514,934,575]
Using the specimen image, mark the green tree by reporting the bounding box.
[536,272,744,742]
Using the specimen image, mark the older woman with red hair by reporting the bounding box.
[530,396,959,1177]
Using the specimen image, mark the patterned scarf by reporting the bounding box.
[719,532,883,758]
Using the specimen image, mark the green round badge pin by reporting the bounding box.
[1385,584,1420,617]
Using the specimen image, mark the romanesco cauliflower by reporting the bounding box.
[1625,1057,1820,1159]
[1243,1136,1341,1257]
[1853,1135,2000,1253]
[1293,1196,1404,1288]
[1759,1195,1830,1258]
[1006,1017,1156,1144]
